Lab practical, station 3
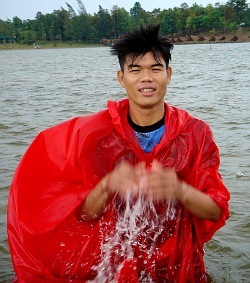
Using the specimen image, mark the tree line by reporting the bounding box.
[0,0,249,44]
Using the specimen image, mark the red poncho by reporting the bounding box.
[8,99,230,283]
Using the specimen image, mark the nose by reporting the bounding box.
[139,70,153,82]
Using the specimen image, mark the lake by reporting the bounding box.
[0,42,249,282]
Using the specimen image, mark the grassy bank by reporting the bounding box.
[1,29,249,50]
[0,41,102,50]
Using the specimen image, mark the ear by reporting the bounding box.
[166,66,172,85]
[117,70,125,88]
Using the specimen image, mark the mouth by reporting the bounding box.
[139,87,156,94]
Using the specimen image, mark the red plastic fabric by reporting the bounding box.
[8,99,230,282]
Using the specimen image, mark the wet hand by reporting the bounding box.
[141,160,182,202]
[108,161,147,199]
[107,160,182,202]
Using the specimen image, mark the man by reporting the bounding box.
[8,24,230,282]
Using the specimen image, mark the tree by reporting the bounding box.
[129,2,149,28]
[202,4,225,31]
[242,5,250,27]
[76,0,87,14]
[96,6,113,39]
[228,0,248,24]
[111,6,130,38]
[159,9,177,36]
[42,13,54,41]
[19,20,37,44]
[224,3,236,28]
[0,19,14,38]
[185,4,206,34]
[66,2,77,18]
[149,8,162,19]
[0,0,246,46]
[12,16,23,42]
[51,9,72,41]
[75,13,94,42]
[175,6,190,35]
[33,12,46,41]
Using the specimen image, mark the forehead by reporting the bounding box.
[125,51,166,66]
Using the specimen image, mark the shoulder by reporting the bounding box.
[166,104,211,136]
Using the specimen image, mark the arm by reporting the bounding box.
[178,181,221,221]
[144,161,221,221]
[79,174,112,221]
[79,161,141,221]
[79,160,222,222]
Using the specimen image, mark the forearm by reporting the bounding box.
[79,161,141,221]
[178,182,221,221]
[79,175,112,221]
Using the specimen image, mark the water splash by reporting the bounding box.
[88,190,177,282]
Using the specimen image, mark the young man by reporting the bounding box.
[8,25,230,282]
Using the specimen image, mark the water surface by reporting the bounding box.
[0,43,249,282]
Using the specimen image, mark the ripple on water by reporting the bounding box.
[0,43,249,282]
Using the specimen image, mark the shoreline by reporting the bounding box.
[1,31,249,50]
[0,42,102,50]
[1,40,249,51]
[170,32,250,45]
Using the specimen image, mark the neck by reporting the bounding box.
[128,104,165,126]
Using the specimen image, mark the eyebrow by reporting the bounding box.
[128,63,164,69]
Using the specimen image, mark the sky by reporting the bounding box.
[0,0,224,21]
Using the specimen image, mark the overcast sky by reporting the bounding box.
[0,0,224,21]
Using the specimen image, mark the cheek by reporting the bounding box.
[122,77,136,90]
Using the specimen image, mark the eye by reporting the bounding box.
[130,68,140,73]
[152,68,161,72]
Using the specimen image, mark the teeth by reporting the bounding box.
[140,89,154,92]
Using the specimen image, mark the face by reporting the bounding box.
[117,51,172,113]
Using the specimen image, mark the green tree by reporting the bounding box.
[202,4,225,31]
[159,9,177,36]
[12,16,22,42]
[96,6,113,39]
[42,13,54,41]
[242,6,250,26]
[185,4,206,34]
[12,16,22,29]
[129,2,149,28]
[175,5,190,35]
[19,20,37,44]
[33,12,46,40]
[223,3,236,29]
[0,19,14,38]
[76,0,87,14]
[75,13,94,42]
[111,6,130,38]
[51,9,72,41]
[1,0,245,46]
[66,2,77,18]
[228,0,248,24]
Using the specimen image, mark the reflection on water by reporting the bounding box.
[0,43,249,282]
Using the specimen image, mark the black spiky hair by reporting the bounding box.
[111,24,173,71]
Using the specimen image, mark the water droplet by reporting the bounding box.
[236,171,244,178]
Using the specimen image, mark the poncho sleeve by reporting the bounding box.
[8,118,87,233]
[7,112,115,281]
[189,121,230,244]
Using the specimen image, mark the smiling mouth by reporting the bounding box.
[139,88,156,93]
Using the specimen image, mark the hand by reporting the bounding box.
[108,161,147,199]
[141,160,182,202]
[107,160,182,203]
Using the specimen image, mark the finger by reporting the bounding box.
[151,160,163,172]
